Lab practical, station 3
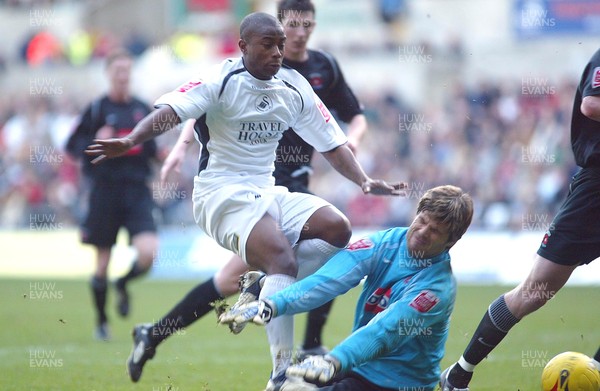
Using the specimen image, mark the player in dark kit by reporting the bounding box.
[440,48,600,390]
[124,0,368,383]
[66,49,159,341]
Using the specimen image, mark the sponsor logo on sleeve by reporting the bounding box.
[593,67,600,88]
[316,99,331,123]
[409,290,440,313]
[347,238,374,251]
[177,78,203,93]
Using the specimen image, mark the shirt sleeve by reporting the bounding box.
[66,104,94,158]
[582,49,600,98]
[321,56,363,124]
[154,74,219,122]
[290,79,348,153]
[329,276,453,372]
[270,234,383,316]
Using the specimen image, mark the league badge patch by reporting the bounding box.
[347,238,374,251]
[409,290,440,313]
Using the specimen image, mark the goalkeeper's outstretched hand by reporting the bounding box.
[218,299,274,329]
[286,355,341,384]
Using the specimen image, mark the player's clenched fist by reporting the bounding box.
[218,299,274,329]
[286,355,341,384]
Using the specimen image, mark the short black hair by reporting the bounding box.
[277,0,315,22]
[240,12,281,41]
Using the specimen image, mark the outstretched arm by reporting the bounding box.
[322,143,405,195]
[85,105,181,164]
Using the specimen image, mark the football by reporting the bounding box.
[541,351,600,391]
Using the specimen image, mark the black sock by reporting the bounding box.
[118,260,147,285]
[150,278,223,346]
[594,346,600,362]
[448,363,473,387]
[91,276,108,325]
[449,295,520,387]
[303,300,334,349]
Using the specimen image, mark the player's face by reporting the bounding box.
[240,24,286,80]
[106,57,132,95]
[406,211,454,259]
[281,11,315,60]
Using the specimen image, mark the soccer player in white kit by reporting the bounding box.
[85,12,403,390]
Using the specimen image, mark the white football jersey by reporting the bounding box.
[155,58,347,193]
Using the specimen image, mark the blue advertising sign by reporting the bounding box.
[514,0,600,38]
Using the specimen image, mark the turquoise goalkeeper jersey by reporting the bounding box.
[269,227,456,390]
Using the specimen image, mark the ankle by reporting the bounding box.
[448,362,473,388]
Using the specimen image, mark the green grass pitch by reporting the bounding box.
[1,279,598,390]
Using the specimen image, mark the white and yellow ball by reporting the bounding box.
[541,351,600,391]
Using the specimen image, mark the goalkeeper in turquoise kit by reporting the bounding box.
[220,185,474,391]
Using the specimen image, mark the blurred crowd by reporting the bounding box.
[0,60,578,231]
[330,77,577,230]
[0,0,578,232]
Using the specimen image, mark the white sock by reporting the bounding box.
[260,274,296,378]
[295,239,343,280]
[458,356,475,372]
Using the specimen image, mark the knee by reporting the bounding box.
[134,236,158,268]
[321,213,352,248]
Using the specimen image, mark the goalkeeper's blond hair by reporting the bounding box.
[416,185,473,244]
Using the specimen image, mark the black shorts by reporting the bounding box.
[537,167,600,266]
[316,371,397,391]
[81,181,156,247]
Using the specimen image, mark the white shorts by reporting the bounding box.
[192,177,331,262]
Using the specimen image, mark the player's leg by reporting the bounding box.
[294,204,351,359]
[91,246,111,340]
[300,300,334,358]
[126,254,248,382]
[442,168,600,390]
[84,185,120,340]
[116,185,158,317]
[115,231,157,317]
[293,203,351,280]
[442,255,577,389]
[245,212,299,387]
[150,252,247,343]
[264,200,349,388]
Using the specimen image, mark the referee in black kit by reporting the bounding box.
[66,49,159,341]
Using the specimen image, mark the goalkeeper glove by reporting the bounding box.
[286,354,341,384]
[218,299,275,328]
